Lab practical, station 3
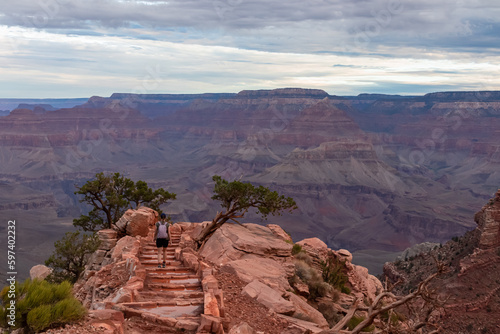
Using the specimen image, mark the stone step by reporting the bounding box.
[141,249,177,254]
[147,277,201,284]
[146,282,202,291]
[146,272,200,280]
[114,304,202,333]
[144,265,192,272]
[143,245,180,249]
[140,259,182,266]
[138,290,205,301]
[140,256,177,262]
[142,245,178,249]
[140,252,176,258]
[142,241,180,246]
[141,251,176,257]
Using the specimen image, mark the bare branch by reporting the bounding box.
[320,262,449,334]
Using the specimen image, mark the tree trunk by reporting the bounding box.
[194,212,230,245]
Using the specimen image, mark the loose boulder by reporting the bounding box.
[228,322,256,334]
[114,206,157,237]
[29,265,53,280]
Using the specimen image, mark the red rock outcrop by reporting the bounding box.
[198,223,294,292]
[475,190,500,249]
[296,237,382,302]
[113,206,158,237]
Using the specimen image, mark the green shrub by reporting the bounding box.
[347,316,375,332]
[341,285,351,294]
[292,244,303,255]
[0,303,6,328]
[19,280,58,310]
[1,279,86,333]
[27,305,53,332]
[380,310,402,326]
[321,256,350,293]
[51,298,86,324]
[53,281,73,301]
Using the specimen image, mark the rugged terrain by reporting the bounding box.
[13,193,500,333]
[383,190,500,333]
[1,88,499,280]
[45,206,384,333]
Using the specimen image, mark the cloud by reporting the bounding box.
[2,0,499,53]
[1,24,500,98]
[0,0,500,97]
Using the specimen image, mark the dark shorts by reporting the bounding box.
[156,238,169,248]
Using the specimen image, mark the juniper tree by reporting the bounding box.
[194,175,297,245]
[45,231,100,283]
[73,172,176,231]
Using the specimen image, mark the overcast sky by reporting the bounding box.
[1,0,500,98]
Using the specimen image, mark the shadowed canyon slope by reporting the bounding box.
[1,88,499,279]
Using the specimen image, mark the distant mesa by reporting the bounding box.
[109,92,236,100]
[236,87,331,98]
[17,103,57,113]
[423,90,500,101]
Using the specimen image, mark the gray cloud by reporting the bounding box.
[1,0,500,97]
[1,0,499,55]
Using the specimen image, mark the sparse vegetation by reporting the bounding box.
[0,279,86,333]
[294,250,312,264]
[293,259,333,300]
[347,316,375,332]
[318,300,342,326]
[292,243,303,255]
[321,260,449,334]
[341,285,351,294]
[321,256,349,293]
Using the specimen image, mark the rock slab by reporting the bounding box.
[242,280,295,315]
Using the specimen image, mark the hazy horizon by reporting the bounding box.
[2,87,500,102]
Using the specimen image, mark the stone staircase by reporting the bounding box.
[117,228,206,333]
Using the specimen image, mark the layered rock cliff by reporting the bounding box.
[2,88,498,281]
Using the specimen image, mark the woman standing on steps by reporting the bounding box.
[153,213,172,268]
